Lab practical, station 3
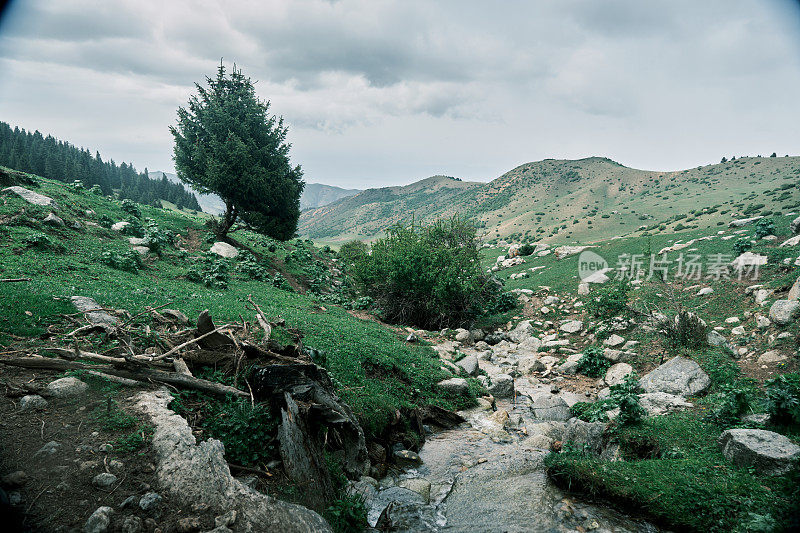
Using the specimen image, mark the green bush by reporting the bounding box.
[98,214,114,228]
[187,254,230,289]
[705,382,754,426]
[518,243,535,256]
[100,250,144,273]
[754,218,775,239]
[337,240,369,271]
[201,398,279,466]
[576,346,611,378]
[348,216,505,329]
[764,373,800,427]
[120,217,144,237]
[324,493,367,533]
[142,219,174,256]
[237,251,270,281]
[121,199,142,218]
[733,238,753,255]
[21,232,60,251]
[612,374,646,427]
[89,184,103,195]
[661,310,709,350]
[584,280,630,319]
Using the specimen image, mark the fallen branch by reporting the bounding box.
[150,323,233,361]
[0,356,246,398]
[247,295,272,342]
[0,278,31,283]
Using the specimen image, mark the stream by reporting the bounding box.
[361,345,661,532]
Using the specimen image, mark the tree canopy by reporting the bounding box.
[171,63,304,240]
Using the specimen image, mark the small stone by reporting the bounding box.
[603,334,625,347]
[488,374,514,398]
[19,394,47,412]
[121,515,143,533]
[758,350,788,364]
[731,326,746,335]
[756,315,771,329]
[139,492,163,512]
[406,333,417,343]
[46,376,88,397]
[1,471,29,488]
[176,516,202,532]
[43,212,65,226]
[697,287,713,296]
[724,317,740,324]
[109,459,124,472]
[456,355,479,376]
[393,449,422,466]
[559,320,583,334]
[34,440,60,458]
[92,472,118,488]
[84,506,114,533]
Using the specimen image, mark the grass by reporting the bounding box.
[0,173,476,439]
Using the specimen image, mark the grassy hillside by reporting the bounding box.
[299,156,800,245]
[0,170,478,439]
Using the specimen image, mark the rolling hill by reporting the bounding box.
[300,183,360,210]
[299,156,800,245]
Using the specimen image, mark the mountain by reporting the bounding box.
[151,172,360,215]
[299,156,800,244]
[301,183,360,210]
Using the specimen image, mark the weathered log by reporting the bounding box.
[173,357,193,377]
[196,310,235,350]
[0,278,31,283]
[0,357,247,398]
[151,323,233,361]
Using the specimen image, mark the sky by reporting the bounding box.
[0,0,799,190]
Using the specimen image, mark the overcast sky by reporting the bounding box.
[0,0,799,189]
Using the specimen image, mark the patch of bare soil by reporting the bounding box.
[0,366,218,533]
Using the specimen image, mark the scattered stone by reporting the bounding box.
[791,215,800,234]
[138,492,163,512]
[540,306,551,314]
[604,363,633,387]
[697,287,713,296]
[530,393,571,421]
[43,212,64,226]
[559,320,583,334]
[725,317,740,324]
[2,186,57,207]
[518,356,545,374]
[215,510,237,528]
[111,221,130,232]
[71,296,119,326]
[454,329,471,344]
[34,440,60,458]
[554,245,593,259]
[371,488,432,530]
[639,356,710,396]
[788,277,800,301]
[456,355,479,376]
[176,517,203,532]
[210,241,238,258]
[398,478,432,504]
[92,473,118,488]
[437,377,469,395]
[543,295,560,306]
[728,216,763,228]
[1,471,29,488]
[84,506,113,533]
[488,375,514,398]
[603,334,625,348]
[577,283,590,296]
[46,376,89,398]
[731,252,768,271]
[558,353,583,374]
[731,326,746,335]
[769,300,800,325]
[758,350,788,364]
[120,515,143,533]
[638,392,693,416]
[19,394,47,412]
[742,413,771,425]
[719,429,800,475]
[706,330,731,350]
[562,419,606,457]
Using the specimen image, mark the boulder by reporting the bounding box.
[638,356,710,396]
[210,241,238,258]
[707,330,732,350]
[604,363,633,387]
[558,353,583,374]
[719,429,800,475]
[488,374,514,398]
[731,252,768,271]
[757,350,788,364]
[562,419,606,456]
[554,245,593,259]
[83,506,113,533]
[769,300,800,325]
[508,320,536,343]
[584,268,612,284]
[791,215,800,234]
[788,277,800,301]
[559,320,583,334]
[529,393,571,421]
[437,378,469,395]
[755,289,774,306]
[729,216,763,228]
[111,221,129,232]
[46,377,88,398]
[454,329,472,344]
[71,296,119,326]
[2,186,57,207]
[780,235,800,247]
[517,356,544,375]
[43,212,64,226]
[603,334,625,348]
[456,355,479,376]
[19,394,47,412]
[638,392,693,416]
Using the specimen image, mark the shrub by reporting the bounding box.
[236,251,270,281]
[660,310,708,350]
[612,374,646,427]
[337,240,369,271]
[187,254,230,289]
[100,250,144,273]
[584,280,630,319]
[348,216,504,329]
[764,373,800,426]
[142,219,174,256]
[754,218,775,239]
[89,184,103,195]
[22,232,57,251]
[201,398,279,466]
[518,243,535,256]
[98,214,114,228]
[732,238,753,255]
[324,493,367,533]
[576,346,611,378]
[70,179,85,191]
[270,272,294,292]
[705,383,754,426]
[120,217,144,238]
[121,199,142,218]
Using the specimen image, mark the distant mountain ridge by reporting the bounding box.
[299,156,800,244]
[151,172,360,215]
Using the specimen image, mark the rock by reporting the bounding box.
[368,486,426,527]
[1,471,29,488]
[758,350,788,364]
[456,355,479,376]
[584,268,612,284]
[508,320,536,343]
[518,356,545,374]
[604,363,633,387]
[71,296,119,326]
[791,215,800,234]
[19,394,47,411]
[120,515,143,533]
[454,329,472,344]
[731,326,746,335]
[639,356,710,396]
[43,212,64,226]
[34,440,60,458]
[756,315,771,329]
[437,378,469,395]
[577,283,590,296]
[470,329,486,342]
[111,221,129,232]
[603,334,625,348]
[696,287,713,296]
[138,492,162,512]
[781,235,800,248]
[488,375,514,398]
[719,429,800,475]
[83,506,113,533]
[374,495,436,531]
[543,296,560,306]
[554,245,593,259]
[2,186,57,207]
[128,237,146,245]
[638,392,692,416]
[530,393,571,421]
[161,309,189,325]
[729,216,763,228]
[562,419,606,456]
[92,473,118,488]
[788,277,800,301]
[725,317,740,324]
[769,300,800,325]
[558,353,583,374]
[755,289,774,306]
[46,376,88,398]
[706,330,731,349]
[406,333,417,343]
[215,510,238,528]
[210,241,238,258]
[540,306,550,314]
[559,320,583,334]
[176,517,203,532]
[742,413,771,425]
[731,252,768,271]
[398,478,432,504]
[132,246,150,256]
